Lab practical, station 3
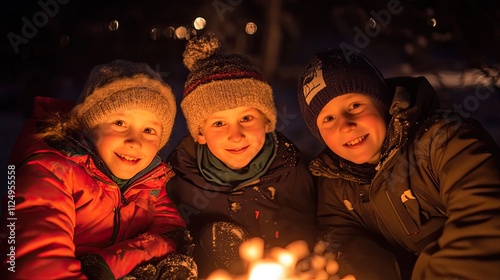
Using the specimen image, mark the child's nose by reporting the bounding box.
[228,125,244,142]
[339,117,356,133]
[125,131,142,148]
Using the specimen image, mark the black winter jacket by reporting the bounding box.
[167,132,318,250]
[312,77,500,280]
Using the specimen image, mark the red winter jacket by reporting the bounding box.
[1,97,186,279]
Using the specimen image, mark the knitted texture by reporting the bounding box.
[297,49,392,141]
[72,59,176,148]
[181,33,276,139]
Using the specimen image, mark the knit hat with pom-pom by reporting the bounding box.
[181,33,277,139]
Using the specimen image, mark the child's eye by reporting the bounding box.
[323,115,335,123]
[114,120,125,126]
[348,103,361,111]
[212,121,225,127]
[143,128,156,135]
[241,115,254,122]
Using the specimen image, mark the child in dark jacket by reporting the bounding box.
[297,49,500,280]
[166,34,318,277]
[1,60,196,279]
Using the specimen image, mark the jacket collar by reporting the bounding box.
[169,131,299,192]
[47,133,169,189]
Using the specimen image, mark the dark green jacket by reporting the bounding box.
[312,77,500,280]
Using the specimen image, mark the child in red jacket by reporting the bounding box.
[2,60,196,279]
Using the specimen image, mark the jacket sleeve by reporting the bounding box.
[91,231,175,278]
[93,172,188,279]
[412,117,500,279]
[317,177,401,280]
[2,155,87,279]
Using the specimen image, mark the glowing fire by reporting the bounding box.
[239,237,264,263]
[248,261,285,280]
[206,237,356,280]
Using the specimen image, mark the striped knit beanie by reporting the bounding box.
[181,33,277,139]
[297,49,392,141]
[72,59,176,149]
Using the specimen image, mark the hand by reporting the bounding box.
[162,227,195,256]
[125,253,198,280]
[78,253,115,280]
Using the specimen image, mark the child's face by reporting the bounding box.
[317,93,387,164]
[197,106,271,170]
[90,109,162,179]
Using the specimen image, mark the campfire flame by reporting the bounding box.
[207,237,356,280]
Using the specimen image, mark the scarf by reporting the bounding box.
[197,132,277,188]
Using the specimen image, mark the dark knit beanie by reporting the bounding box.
[72,59,176,149]
[181,33,277,139]
[297,49,392,141]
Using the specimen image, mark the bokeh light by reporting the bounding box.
[150,27,159,40]
[368,18,377,29]
[245,22,258,35]
[193,17,206,30]
[108,20,119,31]
[175,26,188,39]
[427,17,437,27]
[164,26,176,38]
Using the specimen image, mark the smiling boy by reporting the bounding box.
[317,93,387,165]
[166,34,318,277]
[197,106,270,170]
[297,49,500,280]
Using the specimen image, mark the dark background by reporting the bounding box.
[1,0,499,186]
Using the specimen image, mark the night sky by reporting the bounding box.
[1,0,500,170]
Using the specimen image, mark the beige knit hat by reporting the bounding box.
[181,33,277,139]
[71,59,176,149]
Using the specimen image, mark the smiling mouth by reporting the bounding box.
[344,134,368,146]
[227,146,249,153]
[116,153,140,162]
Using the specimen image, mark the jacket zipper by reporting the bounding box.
[109,175,156,243]
[385,191,412,236]
[370,188,414,252]
[109,187,131,243]
[110,206,121,242]
[87,161,164,244]
[108,166,165,243]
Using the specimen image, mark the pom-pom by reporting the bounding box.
[183,33,222,71]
